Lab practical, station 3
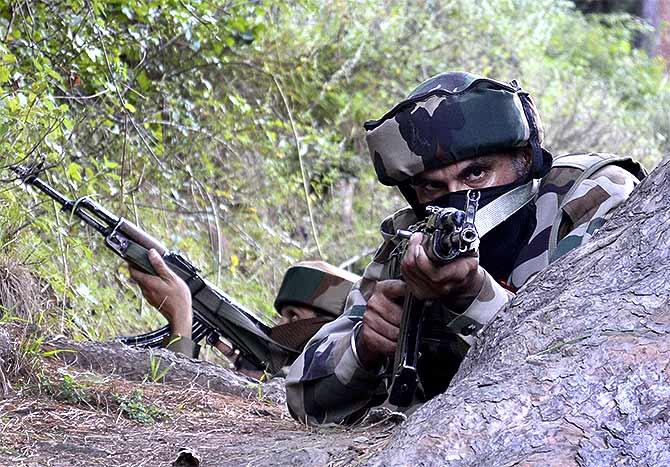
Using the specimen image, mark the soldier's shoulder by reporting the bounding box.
[587,163,641,188]
[538,152,644,199]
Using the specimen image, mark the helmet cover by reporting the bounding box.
[273,261,360,318]
[364,72,551,186]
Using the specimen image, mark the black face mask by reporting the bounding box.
[415,180,537,284]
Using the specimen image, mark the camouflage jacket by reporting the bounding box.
[285,153,644,425]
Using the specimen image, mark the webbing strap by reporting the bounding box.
[474,179,539,237]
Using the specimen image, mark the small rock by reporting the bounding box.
[171,447,201,467]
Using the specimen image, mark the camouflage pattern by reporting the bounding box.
[364,72,548,186]
[274,260,360,318]
[285,153,643,425]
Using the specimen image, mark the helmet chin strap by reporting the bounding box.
[474,178,540,237]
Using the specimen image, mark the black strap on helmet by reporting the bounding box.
[518,90,552,179]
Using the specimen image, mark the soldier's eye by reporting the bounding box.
[463,165,488,183]
[410,178,447,192]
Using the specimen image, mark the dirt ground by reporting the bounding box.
[0,361,398,467]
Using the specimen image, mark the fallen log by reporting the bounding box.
[41,337,287,404]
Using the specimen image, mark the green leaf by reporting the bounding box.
[0,66,9,84]
[67,162,83,182]
[123,102,136,113]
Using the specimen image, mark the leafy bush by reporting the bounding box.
[1,0,667,341]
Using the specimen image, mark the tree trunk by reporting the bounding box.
[337,177,356,229]
[368,158,670,466]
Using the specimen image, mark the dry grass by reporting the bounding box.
[0,257,57,322]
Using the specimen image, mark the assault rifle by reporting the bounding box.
[12,164,297,374]
[388,190,480,407]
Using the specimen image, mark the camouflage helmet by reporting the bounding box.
[273,261,360,318]
[364,72,552,189]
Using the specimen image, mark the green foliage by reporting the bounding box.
[52,371,90,404]
[113,388,166,424]
[1,0,668,342]
[146,352,173,383]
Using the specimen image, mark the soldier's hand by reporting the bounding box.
[400,233,484,309]
[129,249,193,338]
[356,279,406,370]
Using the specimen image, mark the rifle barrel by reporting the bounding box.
[12,165,72,208]
[14,165,119,235]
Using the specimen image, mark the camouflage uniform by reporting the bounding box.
[285,72,645,425]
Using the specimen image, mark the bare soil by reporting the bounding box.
[0,358,397,467]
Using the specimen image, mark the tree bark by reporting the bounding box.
[368,158,670,466]
[337,177,356,229]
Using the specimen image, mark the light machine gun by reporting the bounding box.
[388,190,480,407]
[12,164,297,374]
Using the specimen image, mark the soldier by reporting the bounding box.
[130,258,359,379]
[284,72,646,424]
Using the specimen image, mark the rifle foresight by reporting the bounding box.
[424,193,480,265]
